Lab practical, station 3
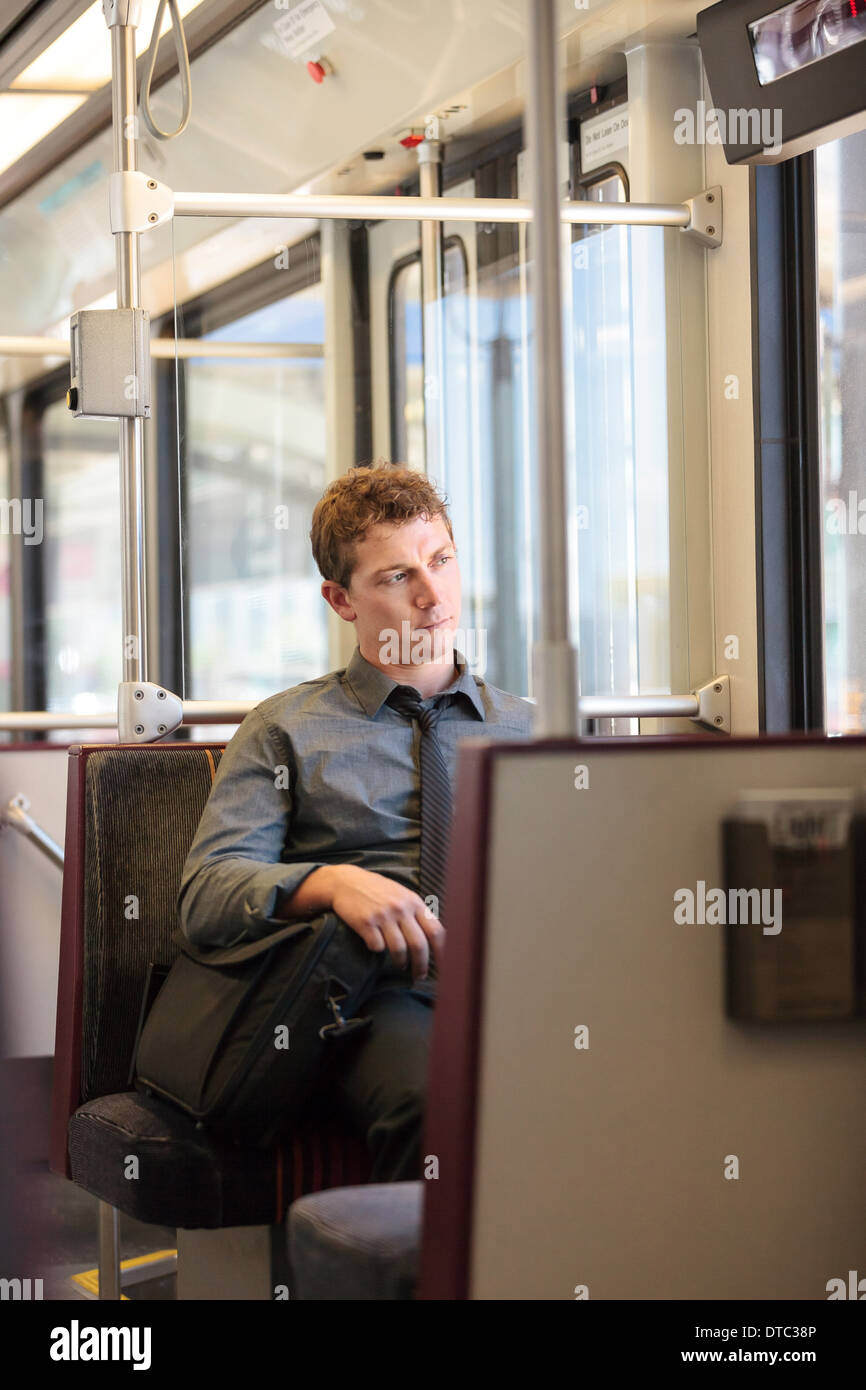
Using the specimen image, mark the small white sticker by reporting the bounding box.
[273,0,336,59]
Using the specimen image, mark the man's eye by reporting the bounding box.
[435,555,452,566]
[388,572,407,583]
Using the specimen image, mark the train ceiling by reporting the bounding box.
[0,0,702,383]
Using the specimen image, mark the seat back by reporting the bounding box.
[50,742,224,1176]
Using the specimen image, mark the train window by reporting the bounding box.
[570,223,642,719]
[179,280,329,707]
[389,257,424,470]
[379,115,684,719]
[572,180,681,735]
[385,226,517,685]
[817,126,866,733]
[379,199,537,696]
[467,217,536,697]
[576,167,628,212]
[389,239,469,470]
[385,175,680,715]
[40,399,121,735]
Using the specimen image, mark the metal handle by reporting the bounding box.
[0,794,64,869]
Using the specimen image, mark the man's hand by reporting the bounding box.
[281,864,444,981]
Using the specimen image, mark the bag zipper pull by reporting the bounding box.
[318,987,371,1041]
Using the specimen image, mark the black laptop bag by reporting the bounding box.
[134,912,386,1146]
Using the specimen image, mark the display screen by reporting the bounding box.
[749,0,866,84]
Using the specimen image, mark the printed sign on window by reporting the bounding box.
[580,105,629,175]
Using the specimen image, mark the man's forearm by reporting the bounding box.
[277,865,343,918]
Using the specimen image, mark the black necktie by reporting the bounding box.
[386,685,455,971]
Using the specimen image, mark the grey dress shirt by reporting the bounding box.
[178,646,534,948]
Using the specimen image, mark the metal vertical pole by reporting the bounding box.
[418,140,445,479]
[97,1201,121,1300]
[6,394,27,720]
[527,0,579,736]
[108,7,148,684]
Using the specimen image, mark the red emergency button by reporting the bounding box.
[307,59,326,83]
[400,133,424,148]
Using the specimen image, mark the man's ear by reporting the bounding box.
[321,579,356,623]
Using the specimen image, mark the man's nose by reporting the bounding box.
[415,570,444,607]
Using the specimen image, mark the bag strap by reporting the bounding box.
[173,914,326,967]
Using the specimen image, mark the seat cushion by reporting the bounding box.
[68,1092,372,1229]
[288,1182,423,1300]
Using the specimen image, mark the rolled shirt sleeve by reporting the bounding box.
[177,708,327,948]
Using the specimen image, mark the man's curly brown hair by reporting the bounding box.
[310,461,454,590]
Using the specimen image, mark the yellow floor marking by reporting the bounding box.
[69,1248,177,1299]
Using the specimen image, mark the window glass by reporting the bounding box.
[457,230,535,697]
[390,242,467,472]
[389,224,535,695]
[387,174,677,717]
[41,398,121,726]
[569,174,669,725]
[390,258,424,471]
[182,281,329,705]
[817,128,866,732]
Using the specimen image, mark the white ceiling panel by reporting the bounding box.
[0,0,701,346]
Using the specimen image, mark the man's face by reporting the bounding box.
[322,514,462,676]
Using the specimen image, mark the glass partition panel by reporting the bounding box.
[41,398,121,733]
[391,239,469,474]
[386,217,681,712]
[817,127,866,733]
[172,243,328,722]
[569,219,675,711]
[390,256,424,472]
[166,205,684,727]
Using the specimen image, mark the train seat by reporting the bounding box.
[288,1182,423,1300]
[49,742,372,1299]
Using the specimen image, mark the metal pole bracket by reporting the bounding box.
[682,186,722,248]
[118,681,183,742]
[109,171,174,234]
[102,0,143,28]
[693,674,730,733]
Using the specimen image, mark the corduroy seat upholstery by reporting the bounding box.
[288,1182,423,1300]
[50,743,372,1242]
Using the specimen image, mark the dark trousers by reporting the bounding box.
[318,968,435,1183]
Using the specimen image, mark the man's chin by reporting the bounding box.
[413,624,456,664]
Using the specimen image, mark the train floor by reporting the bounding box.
[2,1056,177,1301]
[27,1166,177,1301]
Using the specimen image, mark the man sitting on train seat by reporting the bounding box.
[176,461,533,1181]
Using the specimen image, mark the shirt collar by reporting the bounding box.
[345,645,486,721]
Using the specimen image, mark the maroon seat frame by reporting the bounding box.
[49,742,372,1212]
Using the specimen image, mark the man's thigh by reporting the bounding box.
[324,981,435,1134]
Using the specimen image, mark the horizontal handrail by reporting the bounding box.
[0,689,723,731]
[579,694,698,719]
[0,337,323,359]
[0,795,64,869]
[173,191,691,228]
[0,703,248,729]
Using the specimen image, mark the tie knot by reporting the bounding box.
[387,685,452,732]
